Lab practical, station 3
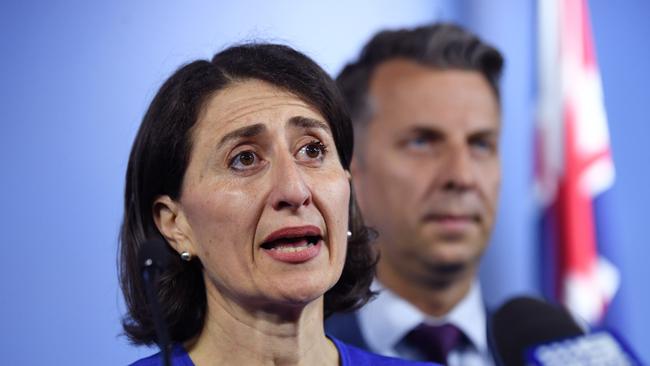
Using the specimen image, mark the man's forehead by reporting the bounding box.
[368,119,501,138]
[370,60,489,95]
[371,58,438,81]
[366,61,499,122]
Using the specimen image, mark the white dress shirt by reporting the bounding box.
[357,280,494,366]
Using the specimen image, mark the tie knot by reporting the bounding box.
[404,323,465,364]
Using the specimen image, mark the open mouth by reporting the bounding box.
[260,235,322,253]
[260,225,324,263]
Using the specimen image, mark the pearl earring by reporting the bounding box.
[347,230,352,238]
[180,251,192,261]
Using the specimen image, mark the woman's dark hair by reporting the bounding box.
[337,23,504,129]
[119,43,376,345]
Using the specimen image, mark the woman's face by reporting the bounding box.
[159,80,350,310]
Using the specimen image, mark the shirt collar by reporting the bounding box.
[358,279,488,356]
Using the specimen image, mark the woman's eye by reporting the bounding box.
[297,140,328,162]
[229,151,258,170]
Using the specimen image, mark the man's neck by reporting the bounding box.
[376,259,477,317]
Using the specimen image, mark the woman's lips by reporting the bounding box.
[261,225,323,263]
[262,225,322,243]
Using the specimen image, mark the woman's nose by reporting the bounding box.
[268,157,312,211]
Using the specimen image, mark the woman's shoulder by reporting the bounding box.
[129,339,437,366]
[129,345,194,366]
[330,337,439,366]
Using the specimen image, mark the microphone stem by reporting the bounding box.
[143,268,172,366]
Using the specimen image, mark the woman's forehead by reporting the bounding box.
[195,80,328,137]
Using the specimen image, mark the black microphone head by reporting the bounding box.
[138,237,172,271]
[491,296,585,366]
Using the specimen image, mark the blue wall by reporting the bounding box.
[1,0,647,364]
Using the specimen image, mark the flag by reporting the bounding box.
[536,0,619,324]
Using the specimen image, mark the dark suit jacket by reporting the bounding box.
[325,311,372,350]
[325,308,502,365]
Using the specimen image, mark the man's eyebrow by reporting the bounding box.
[469,128,501,138]
[408,126,443,138]
[288,116,331,133]
[406,126,500,138]
[216,123,266,150]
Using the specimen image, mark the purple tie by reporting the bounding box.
[404,323,464,365]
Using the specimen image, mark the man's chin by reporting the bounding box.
[416,253,479,287]
[420,236,485,268]
[429,261,466,275]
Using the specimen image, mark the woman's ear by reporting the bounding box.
[152,195,195,256]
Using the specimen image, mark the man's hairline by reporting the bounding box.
[350,60,499,137]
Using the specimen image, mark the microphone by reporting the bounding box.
[138,238,173,366]
[490,296,640,366]
[526,330,640,365]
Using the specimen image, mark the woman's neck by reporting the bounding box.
[185,288,339,366]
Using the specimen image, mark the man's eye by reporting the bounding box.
[229,151,258,170]
[408,136,430,147]
[470,139,495,153]
[404,135,437,150]
[297,141,328,161]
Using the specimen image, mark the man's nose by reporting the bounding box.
[440,146,476,192]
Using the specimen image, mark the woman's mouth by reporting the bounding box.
[261,226,323,263]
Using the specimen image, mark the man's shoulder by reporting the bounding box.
[325,311,372,350]
[332,336,438,366]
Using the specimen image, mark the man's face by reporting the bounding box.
[352,59,501,285]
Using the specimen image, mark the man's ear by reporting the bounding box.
[152,195,195,256]
[348,157,367,214]
[350,158,359,177]
[349,155,365,182]
[350,149,366,176]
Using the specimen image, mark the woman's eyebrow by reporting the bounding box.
[216,123,266,149]
[288,116,331,133]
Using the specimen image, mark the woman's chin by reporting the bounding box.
[280,284,331,305]
[262,277,334,310]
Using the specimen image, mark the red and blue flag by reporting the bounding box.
[536,0,619,324]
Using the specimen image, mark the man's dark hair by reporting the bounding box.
[337,23,504,129]
[119,43,376,346]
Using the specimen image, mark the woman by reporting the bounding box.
[120,43,436,366]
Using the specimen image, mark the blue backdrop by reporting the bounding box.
[1,1,647,364]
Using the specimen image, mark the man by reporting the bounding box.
[326,24,504,366]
